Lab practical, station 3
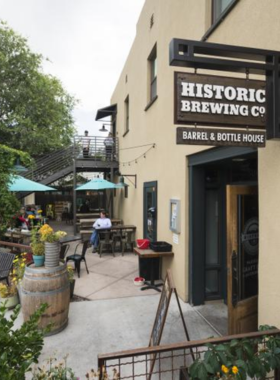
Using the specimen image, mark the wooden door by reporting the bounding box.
[227,185,259,334]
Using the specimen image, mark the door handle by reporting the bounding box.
[231,250,238,307]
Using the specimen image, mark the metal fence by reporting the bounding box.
[73,135,119,162]
[98,330,280,380]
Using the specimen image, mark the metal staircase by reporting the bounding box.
[23,135,119,186]
[24,146,74,185]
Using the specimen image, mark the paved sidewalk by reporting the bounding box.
[13,221,220,378]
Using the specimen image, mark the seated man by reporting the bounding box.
[90,211,111,253]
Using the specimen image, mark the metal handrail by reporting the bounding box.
[98,329,280,380]
[24,146,73,182]
[73,135,119,161]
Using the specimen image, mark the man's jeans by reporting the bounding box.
[90,230,99,248]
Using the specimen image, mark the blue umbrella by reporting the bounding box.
[9,175,56,192]
[75,178,118,191]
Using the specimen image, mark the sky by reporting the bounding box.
[0,0,145,135]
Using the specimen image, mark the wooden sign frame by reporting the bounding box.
[148,270,194,379]
[174,72,266,129]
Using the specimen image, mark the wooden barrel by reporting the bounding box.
[21,262,70,336]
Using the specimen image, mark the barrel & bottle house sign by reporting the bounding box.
[175,73,266,147]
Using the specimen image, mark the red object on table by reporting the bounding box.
[136,239,150,249]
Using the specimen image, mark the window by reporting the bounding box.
[202,0,238,41]
[148,44,157,102]
[212,0,234,24]
[124,95,129,135]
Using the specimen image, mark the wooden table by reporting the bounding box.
[133,248,174,292]
[79,218,122,230]
[80,225,136,237]
[4,231,32,246]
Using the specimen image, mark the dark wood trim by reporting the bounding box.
[144,95,158,111]
[0,241,32,251]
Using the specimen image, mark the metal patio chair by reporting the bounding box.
[0,251,15,285]
[66,240,89,278]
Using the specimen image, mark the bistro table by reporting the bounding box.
[4,230,32,246]
[133,247,174,292]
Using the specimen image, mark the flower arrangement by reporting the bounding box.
[31,228,45,256]
[39,224,67,243]
[67,265,74,283]
[0,282,17,298]
[12,253,29,283]
[31,354,77,380]
[28,214,36,228]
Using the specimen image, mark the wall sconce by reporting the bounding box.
[99,123,112,132]
[117,173,137,188]
[13,157,28,173]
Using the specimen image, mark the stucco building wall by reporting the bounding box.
[111,0,280,325]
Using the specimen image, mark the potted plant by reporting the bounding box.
[31,228,45,267]
[67,265,75,299]
[39,224,67,268]
[0,282,19,309]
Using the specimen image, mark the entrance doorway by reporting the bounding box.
[227,185,258,334]
[143,181,157,242]
[189,147,259,335]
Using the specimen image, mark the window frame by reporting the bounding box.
[202,0,239,41]
[123,95,129,137]
[145,44,158,111]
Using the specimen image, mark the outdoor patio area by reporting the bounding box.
[3,221,221,378]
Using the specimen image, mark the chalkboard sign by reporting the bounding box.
[149,270,174,348]
[148,270,174,380]
[148,270,194,380]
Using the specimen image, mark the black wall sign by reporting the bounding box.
[175,73,266,129]
[177,127,266,148]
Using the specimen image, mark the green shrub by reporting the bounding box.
[189,326,280,380]
[0,303,47,379]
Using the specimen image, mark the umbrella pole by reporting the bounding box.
[111,167,114,218]
[73,160,77,235]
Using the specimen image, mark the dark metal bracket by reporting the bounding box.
[123,174,137,188]
[169,39,280,139]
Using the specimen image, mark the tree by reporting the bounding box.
[0,21,77,156]
[0,144,31,236]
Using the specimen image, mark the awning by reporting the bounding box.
[95,104,117,121]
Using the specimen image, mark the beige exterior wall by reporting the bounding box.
[112,0,211,301]
[205,0,280,331]
[111,0,280,326]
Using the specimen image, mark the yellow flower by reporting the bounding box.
[28,214,35,219]
[232,366,238,374]
[221,365,229,374]
[13,258,19,263]
[38,210,43,213]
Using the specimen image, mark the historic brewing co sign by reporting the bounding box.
[175,72,266,147]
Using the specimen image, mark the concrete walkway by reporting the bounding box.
[13,221,221,378]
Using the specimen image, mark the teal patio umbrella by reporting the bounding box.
[9,175,56,192]
[75,178,118,191]
[75,178,118,216]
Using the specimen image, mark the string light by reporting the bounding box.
[119,144,156,166]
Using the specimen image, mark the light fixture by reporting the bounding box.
[98,122,112,132]
[13,158,28,173]
[117,173,137,188]
[99,124,108,132]
[116,175,129,188]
